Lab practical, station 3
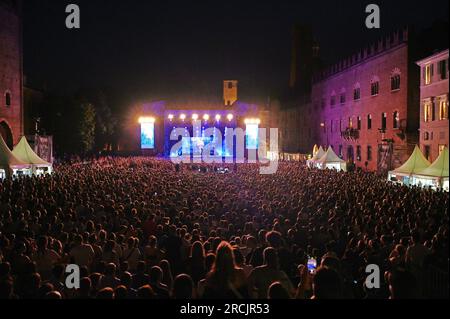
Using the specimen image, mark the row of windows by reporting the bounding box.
[326,111,400,132]
[423,97,448,122]
[423,131,447,141]
[325,71,401,108]
[332,145,373,162]
[423,58,449,85]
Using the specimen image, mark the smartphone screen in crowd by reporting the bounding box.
[307,257,317,274]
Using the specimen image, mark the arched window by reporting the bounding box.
[5,91,11,107]
[424,100,435,122]
[340,88,346,104]
[371,76,380,96]
[330,91,336,107]
[381,112,387,130]
[356,145,362,161]
[391,68,401,91]
[367,145,373,161]
[393,111,400,128]
[439,96,448,120]
[353,83,361,101]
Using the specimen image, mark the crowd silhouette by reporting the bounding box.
[0,157,448,299]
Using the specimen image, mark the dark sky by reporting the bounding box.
[23,0,449,103]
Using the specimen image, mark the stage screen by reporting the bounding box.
[246,124,259,149]
[141,122,155,149]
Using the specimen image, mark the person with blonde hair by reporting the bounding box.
[203,241,248,299]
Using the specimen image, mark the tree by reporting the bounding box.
[94,92,117,151]
[79,103,96,154]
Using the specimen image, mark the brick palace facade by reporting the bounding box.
[312,28,420,172]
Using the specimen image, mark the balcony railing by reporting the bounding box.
[341,127,359,141]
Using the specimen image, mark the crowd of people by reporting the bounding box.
[0,157,448,299]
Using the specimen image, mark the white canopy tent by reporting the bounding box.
[388,145,431,186]
[315,146,347,171]
[12,136,53,175]
[0,135,30,179]
[412,147,449,191]
[307,146,326,167]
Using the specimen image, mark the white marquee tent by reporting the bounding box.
[12,136,53,175]
[307,146,326,167]
[0,135,30,179]
[388,145,431,186]
[315,146,347,171]
[412,146,449,191]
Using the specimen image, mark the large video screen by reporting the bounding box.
[141,122,155,149]
[246,124,259,149]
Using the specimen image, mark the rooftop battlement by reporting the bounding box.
[313,27,409,83]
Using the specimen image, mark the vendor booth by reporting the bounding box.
[315,146,347,171]
[412,146,449,191]
[0,135,31,179]
[307,146,326,167]
[388,145,431,186]
[12,136,53,175]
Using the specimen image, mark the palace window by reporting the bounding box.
[381,113,387,130]
[353,83,361,101]
[424,101,433,122]
[356,145,362,161]
[391,74,401,91]
[438,59,448,80]
[424,64,433,85]
[330,93,336,107]
[439,97,448,120]
[393,111,400,129]
[424,145,431,161]
[357,116,362,130]
[371,76,380,96]
[340,88,346,104]
[5,92,11,107]
[367,114,372,130]
[367,145,373,161]
[391,68,401,91]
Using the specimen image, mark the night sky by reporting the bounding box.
[23,0,449,104]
